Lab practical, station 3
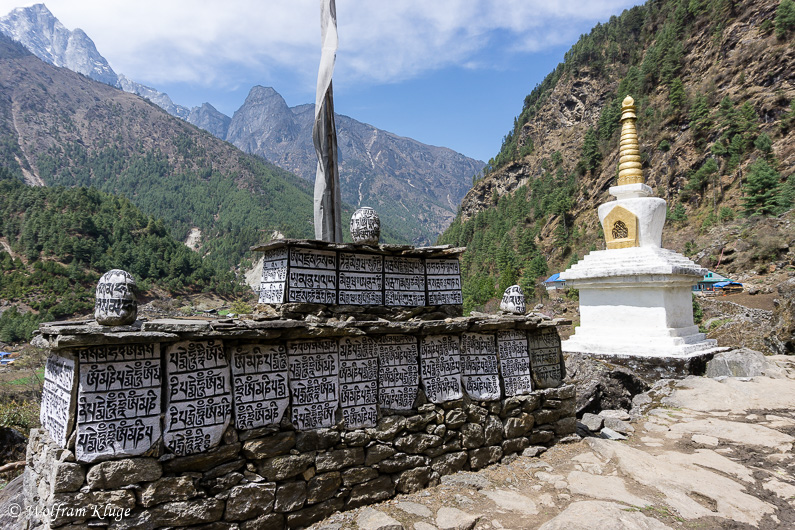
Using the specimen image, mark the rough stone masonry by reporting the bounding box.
[24,315,573,529]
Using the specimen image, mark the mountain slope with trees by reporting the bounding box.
[0,4,483,245]
[0,169,242,342]
[0,32,320,271]
[439,0,795,312]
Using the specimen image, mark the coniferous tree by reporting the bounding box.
[581,127,602,173]
[742,159,782,216]
[777,0,795,38]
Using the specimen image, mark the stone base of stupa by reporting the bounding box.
[560,246,720,358]
[565,349,728,379]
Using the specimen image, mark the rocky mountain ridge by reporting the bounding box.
[0,3,483,243]
[0,4,190,119]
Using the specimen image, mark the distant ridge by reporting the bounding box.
[0,3,485,244]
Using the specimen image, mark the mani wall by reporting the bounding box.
[25,314,574,529]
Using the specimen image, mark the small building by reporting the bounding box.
[692,271,730,293]
[544,273,566,291]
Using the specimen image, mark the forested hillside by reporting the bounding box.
[0,169,244,342]
[440,0,795,312]
[0,33,318,272]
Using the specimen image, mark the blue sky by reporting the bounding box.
[1,1,642,162]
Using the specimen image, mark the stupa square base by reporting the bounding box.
[564,349,730,379]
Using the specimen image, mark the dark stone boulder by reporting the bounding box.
[565,354,650,415]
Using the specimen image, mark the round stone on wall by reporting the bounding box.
[95,269,138,326]
[350,207,381,245]
[499,285,526,314]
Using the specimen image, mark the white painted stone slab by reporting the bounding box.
[420,335,463,403]
[426,258,463,306]
[40,353,76,448]
[350,206,381,245]
[339,336,379,429]
[338,252,383,305]
[497,330,533,396]
[287,339,339,429]
[384,256,426,306]
[460,333,501,401]
[499,285,526,314]
[377,335,419,411]
[528,328,565,389]
[230,343,289,430]
[258,248,288,304]
[76,344,161,462]
[287,248,337,304]
[164,340,231,456]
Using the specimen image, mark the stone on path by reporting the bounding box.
[413,523,438,530]
[579,413,603,432]
[705,348,785,378]
[599,409,631,421]
[587,438,774,525]
[439,472,491,491]
[357,507,404,530]
[603,417,633,434]
[660,449,754,484]
[479,489,538,515]
[435,507,481,530]
[763,478,795,501]
[566,470,651,507]
[395,501,433,518]
[663,376,795,413]
[538,500,671,529]
[691,434,719,447]
[668,418,794,451]
[599,427,627,440]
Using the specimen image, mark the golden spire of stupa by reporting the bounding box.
[617,95,644,186]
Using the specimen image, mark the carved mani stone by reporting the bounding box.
[499,285,526,314]
[95,269,138,326]
[350,206,381,245]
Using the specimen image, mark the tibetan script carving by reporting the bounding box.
[497,330,533,396]
[76,344,161,462]
[384,256,426,306]
[288,339,339,429]
[349,207,381,245]
[378,335,419,411]
[460,333,501,401]
[288,248,337,304]
[499,285,526,314]
[230,343,289,430]
[41,354,75,448]
[528,327,565,389]
[338,252,383,306]
[426,258,463,306]
[164,340,231,456]
[338,337,379,429]
[420,335,462,403]
[259,248,288,304]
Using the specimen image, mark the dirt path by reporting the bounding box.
[311,357,795,530]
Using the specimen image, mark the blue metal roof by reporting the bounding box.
[714,281,742,288]
[545,273,563,283]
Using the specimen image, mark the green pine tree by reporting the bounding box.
[777,0,795,38]
[742,159,782,216]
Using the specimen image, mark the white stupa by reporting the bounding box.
[559,96,718,357]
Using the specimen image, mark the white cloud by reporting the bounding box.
[0,0,640,88]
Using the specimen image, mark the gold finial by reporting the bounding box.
[617,95,643,185]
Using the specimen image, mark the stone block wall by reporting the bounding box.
[25,385,575,529]
[26,314,574,529]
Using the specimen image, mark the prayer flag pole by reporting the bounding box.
[312,0,342,242]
